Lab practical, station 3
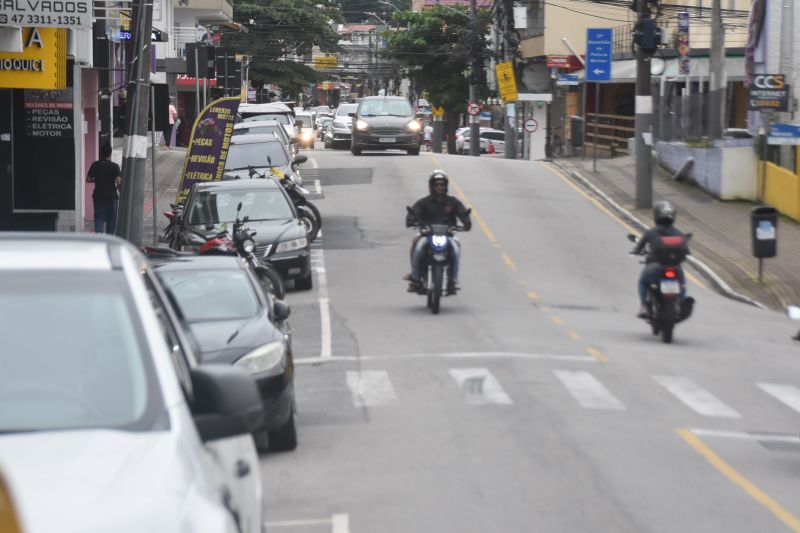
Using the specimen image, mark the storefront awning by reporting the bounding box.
[575,56,745,83]
[150,71,167,84]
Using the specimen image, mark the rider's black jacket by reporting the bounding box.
[633,224,689,264]
[406,194,472,230]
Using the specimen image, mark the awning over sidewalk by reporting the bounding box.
[576,56,745,83]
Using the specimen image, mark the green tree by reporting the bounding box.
[224,0,344,97]
[383,5,491,152]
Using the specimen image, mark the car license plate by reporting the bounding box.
[660,279,680,294]
[379,137,396,143]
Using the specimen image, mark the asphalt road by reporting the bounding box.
[159,142,800,532]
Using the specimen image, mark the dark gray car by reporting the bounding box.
[350,96,422,155]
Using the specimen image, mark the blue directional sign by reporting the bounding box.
[768,123,800,145]
[586,28,612,82]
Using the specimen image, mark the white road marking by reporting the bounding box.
[653,376,741,418]
[313,246,332,359]
[315,179,322,195]
[309,157,319,169]
[553,370,626,410]
[293,351,597,365]
[690,428,800,444]
[332,514,350,533]
[757,383,800,415]
[449,368,513,405]
[346,370,398,407]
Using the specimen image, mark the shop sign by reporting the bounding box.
[176,74,217,87]
[314,56,337,70]
[176,97,241,203]
[24,88,73,138]
[0,0,91,29]
[0,27,67,89]
[748,74,789,111]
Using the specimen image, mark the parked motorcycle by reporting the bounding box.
[407,207,470,314]
[188,203,286,300]
[628,233,695,343]
[250,163,321,242]
[159,203,184,244]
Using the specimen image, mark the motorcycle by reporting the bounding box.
[407,207,470,315]
[159,203,184,244]
[628,233,695,343]
[249,163,321,242]
[187,203,286,300]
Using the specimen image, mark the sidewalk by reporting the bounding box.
[552,155,800,312]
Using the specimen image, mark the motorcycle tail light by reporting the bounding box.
[664,267,677,279]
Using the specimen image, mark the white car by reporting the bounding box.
[327,103,359,149]
[294,112,316,149]
[456,127,507,154]
[239,102,297,141]
[0,233,264,533]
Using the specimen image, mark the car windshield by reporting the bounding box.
[360,99,413,117]
[232,126,283,138]
[0,272,159,433]
[295,115,313,128]
[158,270,260,322]
[226,141,290,169]
[188,188,294,224]
[243,114,290,125]
[336,104,358,116]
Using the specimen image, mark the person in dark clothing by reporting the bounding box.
[405,170,472,294]
[87,143,122,234]
[632,200,689,318]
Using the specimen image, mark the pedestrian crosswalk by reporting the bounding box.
[300,365,800,422]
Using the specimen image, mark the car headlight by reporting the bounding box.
[234,341,286,374]
[275,237,308,253]
[242,238,255,253]
[406,120,421,132]
[301,130,314,141]
[355,119,369,131]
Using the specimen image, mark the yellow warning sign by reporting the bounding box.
[495,61,518,103]
[432,106,444,117]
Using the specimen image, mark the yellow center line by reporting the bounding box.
[527,291,539,301]
[541,163,708,292]
[568,330,582,341]
[551,316,565,326]
[586,347,608,363]
[501,253,517,271]
[676,429,800,532]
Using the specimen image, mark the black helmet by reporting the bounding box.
[653,200,677,226]
[429,169,448,193]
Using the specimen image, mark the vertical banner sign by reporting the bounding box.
[176,97,241,203]
[678,12,690,75]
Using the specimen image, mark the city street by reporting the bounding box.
[194,145,800,532]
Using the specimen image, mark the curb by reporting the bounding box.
[550,159,768,310]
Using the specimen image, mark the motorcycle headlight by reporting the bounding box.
[406,120,421,132]
[355,119,369,131]
[234,341,286,374]
[431,234,448,248]
[275,237,308,253]
[242,238,255,253]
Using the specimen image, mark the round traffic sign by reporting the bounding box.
[524,118,538,133]
[467,102,480,116]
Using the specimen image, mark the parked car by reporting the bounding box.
[175,179,312,289]
[317,116,333,139]
[350,96,422,156]
[0,233,264,533]
[293,111,315,149]
[233,120,299,156]
[224,134,306,183]
[327,103,359,149]
[456,127,507,154]
[152,255,297,451]
[239,102,297,140]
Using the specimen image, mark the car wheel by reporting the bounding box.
[407,148,420,155]
[267,408,298,452]
[295,271,313,290]
[351,145,362,155]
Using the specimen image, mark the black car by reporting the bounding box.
[224,134,307,182]
[350,96,422,155]
[152,254,297,451]
[174,179,313,290]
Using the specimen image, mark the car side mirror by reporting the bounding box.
[290,136,300,144]
[348,112,356,117]
[273,299,291,322]
[190,365,264,442]
[205,224,215,231]
[293,154,308,165]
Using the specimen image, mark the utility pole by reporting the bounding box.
[116,0,154,244]
[708,0,724,139]
[469,0,480,156]
[634,0,654,209]
[503,0,517,159]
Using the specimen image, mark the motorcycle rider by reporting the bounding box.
[632,200,689,318]
[406,170,472,294]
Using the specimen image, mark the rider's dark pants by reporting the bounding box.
[411,237,461,282]
[638,263,686,305]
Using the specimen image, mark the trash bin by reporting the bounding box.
[751,206,778,258]
[570,116,584,148]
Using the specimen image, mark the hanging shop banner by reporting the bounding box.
[176,97,241,203]
[0,28,67,89]
[24,87,73,138]
[677,12,690,75]
[0,0,91,29]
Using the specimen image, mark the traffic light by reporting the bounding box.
[633,17,662,55]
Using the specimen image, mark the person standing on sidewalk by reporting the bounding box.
[163,97,178,149]
[86,143,122,234]
[423,122,433,151]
